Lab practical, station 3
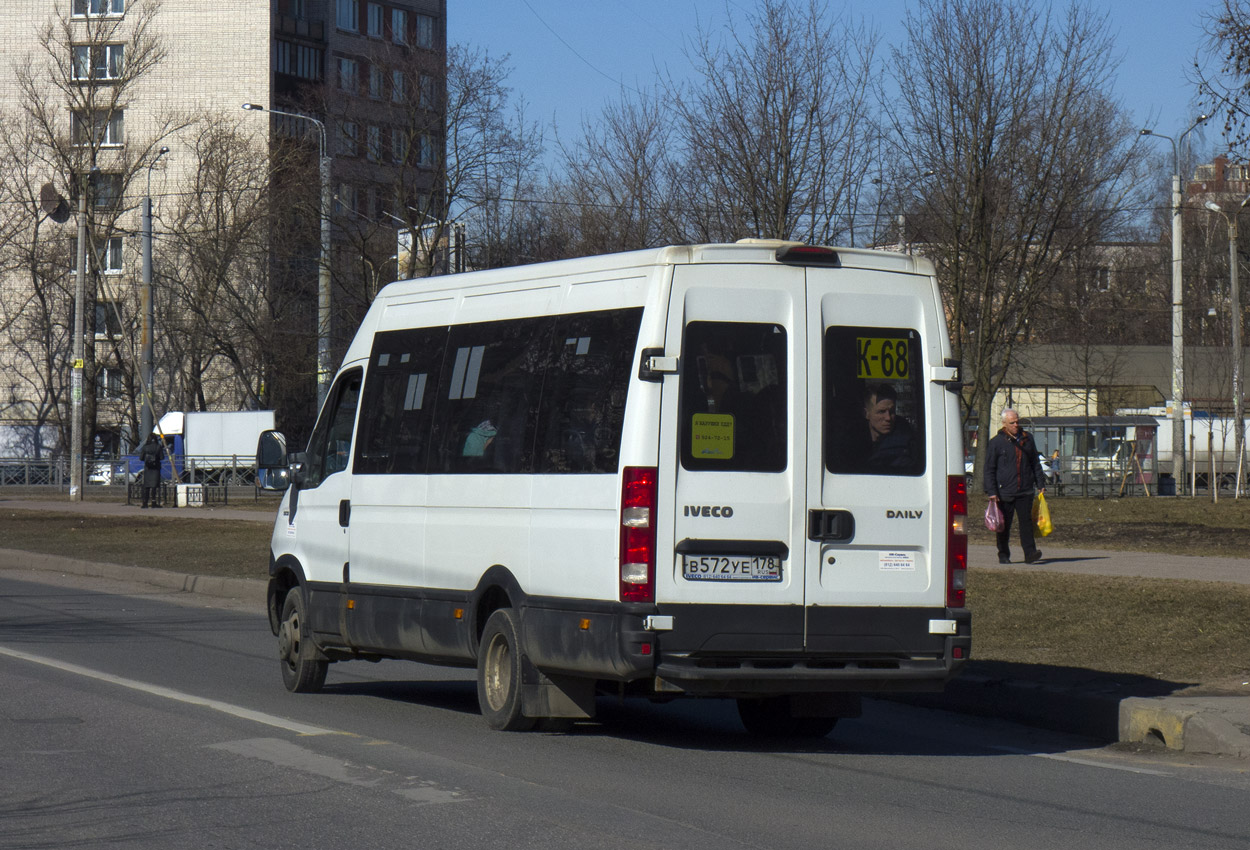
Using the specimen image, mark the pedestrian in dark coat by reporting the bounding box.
[983,408,1045,563]
[139,433,164,509]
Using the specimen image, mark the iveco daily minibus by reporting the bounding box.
[258,240,970,736]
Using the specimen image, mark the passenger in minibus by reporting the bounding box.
[862,383,916,470]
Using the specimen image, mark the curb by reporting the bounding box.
[0,547,266,603]
[1120,697,1250,758]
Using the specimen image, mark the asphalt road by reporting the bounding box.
[2,571,1249,850]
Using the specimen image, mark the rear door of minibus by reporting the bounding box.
[805,263,949,645]
[657,260,809,650]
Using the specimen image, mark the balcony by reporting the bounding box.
[275,13,325,42]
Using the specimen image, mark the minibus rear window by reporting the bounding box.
[679,321,787,472]
[824,326,925,476]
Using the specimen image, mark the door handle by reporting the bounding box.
[339,499,351,527]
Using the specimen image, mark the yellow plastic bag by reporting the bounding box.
[1032,491,1053,537]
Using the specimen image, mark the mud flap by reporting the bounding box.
[521,657,596,719]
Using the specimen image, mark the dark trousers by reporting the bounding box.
[996,494,1038,560]
[142,486,158,507]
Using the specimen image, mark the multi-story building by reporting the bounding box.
[0,0,446,461]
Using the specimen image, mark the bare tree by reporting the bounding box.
[1197,0,1250,156]
[3,0,186,458]
[158,115,296,415]
[665,0,879,244]
[886,0,1150,471]
[552,87,684,255]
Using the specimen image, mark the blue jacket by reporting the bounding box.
[983,428,1044,500]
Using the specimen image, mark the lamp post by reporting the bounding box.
[1203,196,1250,496]
[68,169,90,501]
[1140,114,1209,494]
[140,146,170,443]
[242,102,332,408]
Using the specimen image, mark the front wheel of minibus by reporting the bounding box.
[278,587,328,693]
[476,609,536,731]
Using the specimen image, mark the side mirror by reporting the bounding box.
[256,430,290,491]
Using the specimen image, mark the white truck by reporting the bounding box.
[120,410,275,481]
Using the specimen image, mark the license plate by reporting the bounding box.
[682,554,782,581]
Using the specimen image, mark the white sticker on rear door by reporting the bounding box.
[879,551,915,571]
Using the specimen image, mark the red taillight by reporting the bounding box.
[619,466,658,602]
[947,475,967,608]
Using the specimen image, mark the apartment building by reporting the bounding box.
[0,0,446,459]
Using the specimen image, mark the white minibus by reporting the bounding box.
[258,240,970,736]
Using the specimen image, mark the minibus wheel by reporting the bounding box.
[278,587,328,693]
[736,696,837,739]
[476,609,536,731]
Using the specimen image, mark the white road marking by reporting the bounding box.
[0,644,338,737]
[211,738,465,805]
[990,744,1172,776]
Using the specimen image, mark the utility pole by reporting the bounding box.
[69,171,89,501]
[140,147,170,441]
[1140,115,1209,494]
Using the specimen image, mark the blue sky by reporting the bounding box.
[450,0,1221,160]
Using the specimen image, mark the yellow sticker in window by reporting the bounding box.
[691,413,735,459]
[857,337,911,380]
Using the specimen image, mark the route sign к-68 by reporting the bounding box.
[857,337,910,380]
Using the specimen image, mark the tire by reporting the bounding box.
[278,587,328,693]
[476,609,535,731]
[737,696,838,739]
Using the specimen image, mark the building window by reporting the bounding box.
[336,0,358,31]
[392,8,409,44]
[1093,267,1111,292]
[74,236,123,274]
[338,57,358,91]
[274,40,323,81]
[72,44,124,81]
[415,13,434,48]
[367,125,382,162]
[96,366,125,399]
[391,70,405,103]
[73,0,124,17]
[335,183,359,215]
[391,128,407,164]
[338,121,358,157]
[91,173,124,208]
[72,110,124,147]
[367,2,383,37]
[418,74,435,109]
[369,65,384,99]
[418,134,435,167]
[94,302,123,340]
[100,236,123,273]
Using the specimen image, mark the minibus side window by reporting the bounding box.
[535,308,642,473]
[824,326,925,476]
[679,321,787,472]
[303,369,363,488]
[430,317,553,473]
[355,327,447,474]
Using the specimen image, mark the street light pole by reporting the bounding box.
[242,102,332,409]
[1140,114,1209,495]
[69,171,89,501]
[141,146,170,443]
[1203,196,1250,497]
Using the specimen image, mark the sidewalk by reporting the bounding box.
[2,496,1248,758]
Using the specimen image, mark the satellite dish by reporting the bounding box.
[40,183,70,223]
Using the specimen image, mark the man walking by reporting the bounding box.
[984,408,1045,564]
